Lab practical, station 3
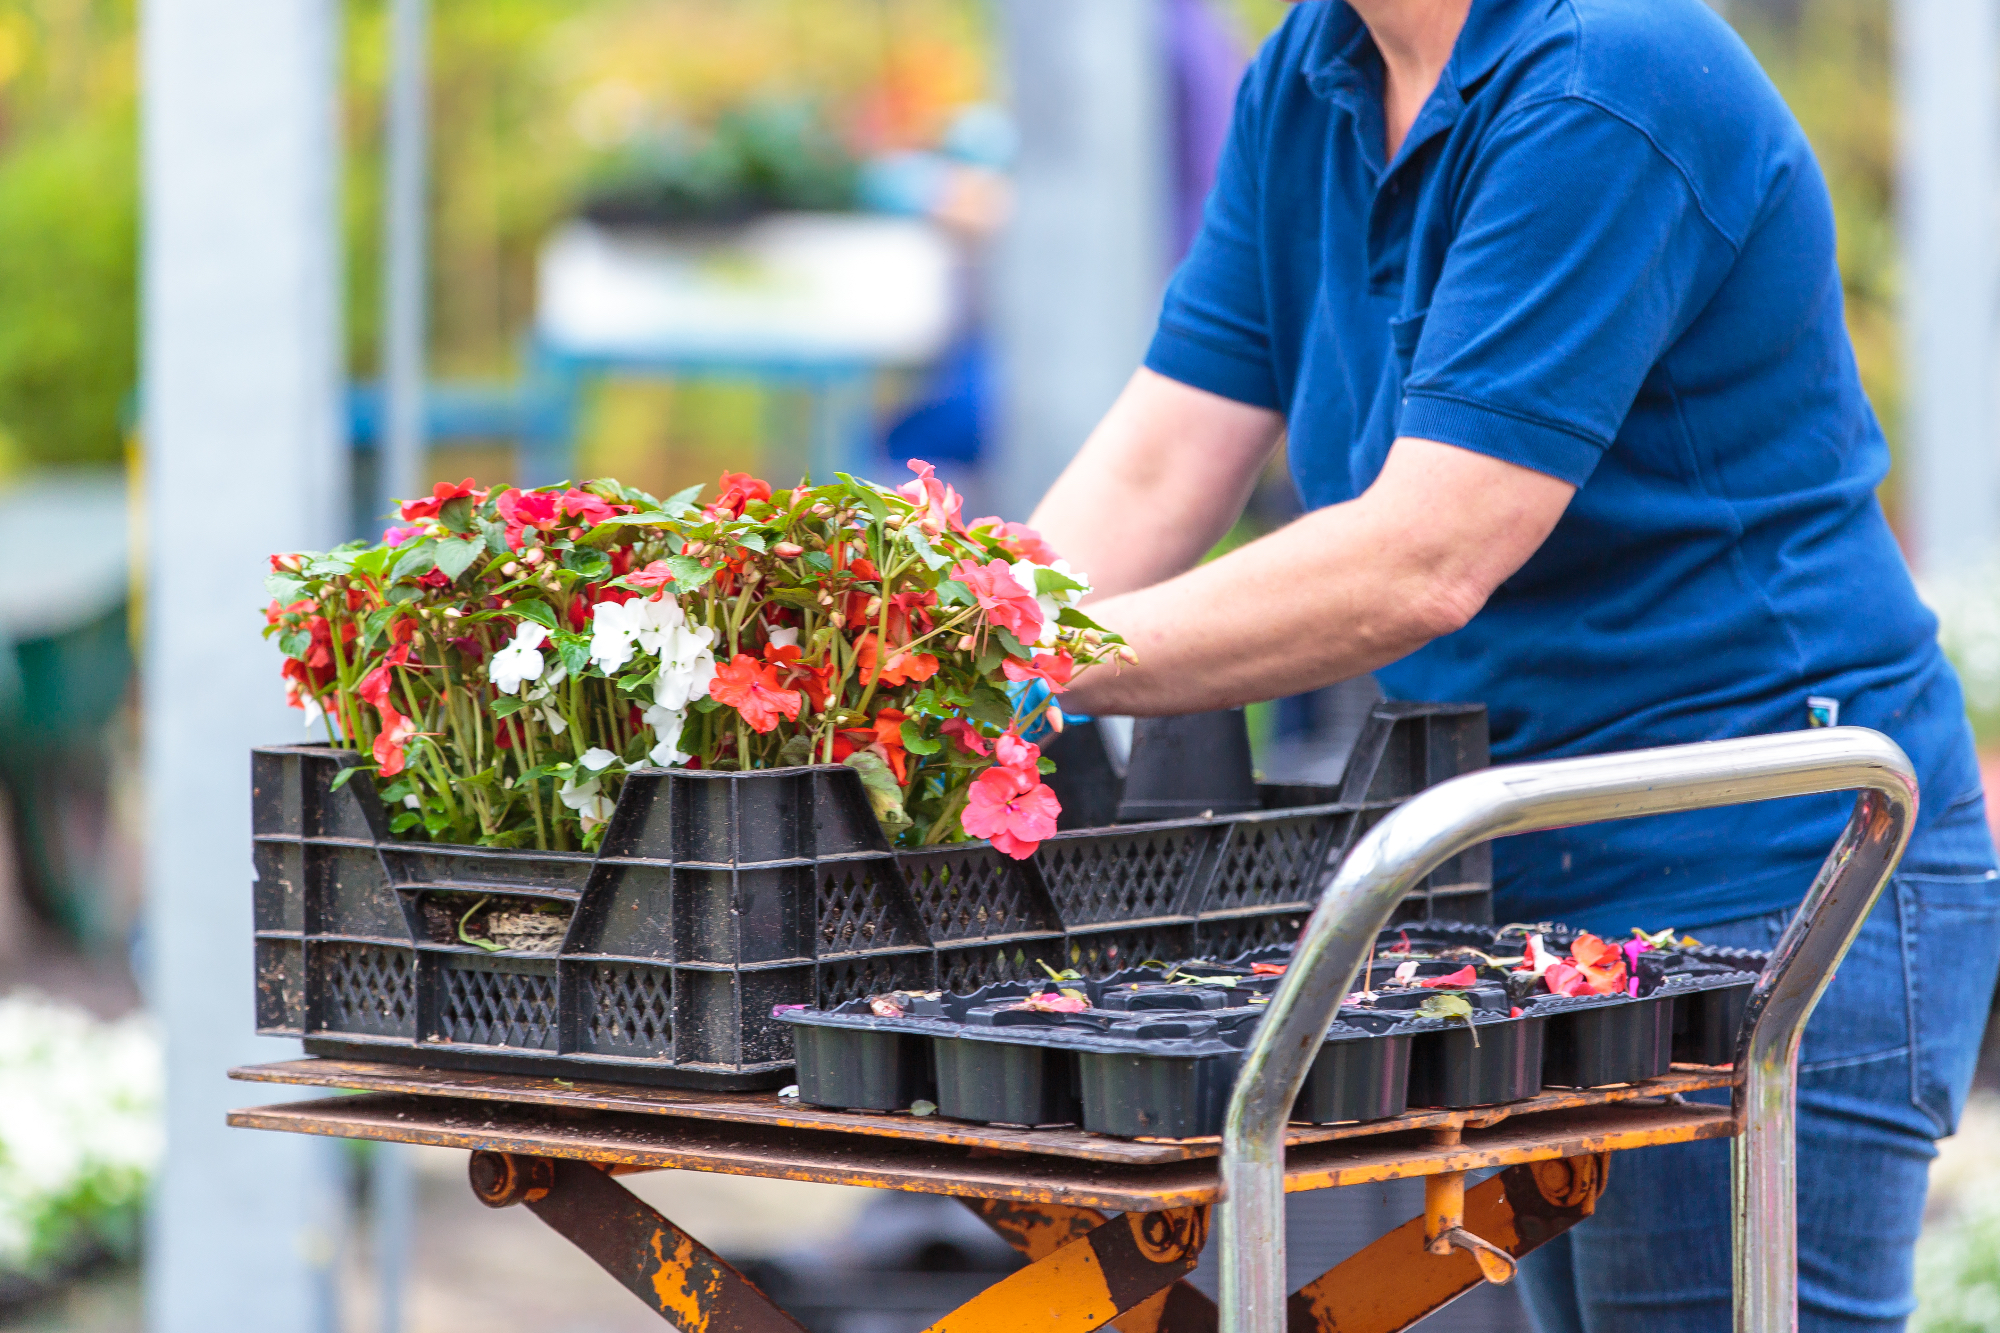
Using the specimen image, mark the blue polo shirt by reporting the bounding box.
[1147,0,1986,931]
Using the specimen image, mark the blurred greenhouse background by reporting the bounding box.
[0,0,1994,1329]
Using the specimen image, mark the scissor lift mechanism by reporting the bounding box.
[229,727,1916,1333]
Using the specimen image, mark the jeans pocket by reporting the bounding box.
[1899,867,2000,1136]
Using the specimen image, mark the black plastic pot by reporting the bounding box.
[1402,1011,1547,1108]
[1532,992,1674,1087]
[933,1033,1081,1126]
[1293,1024,1413,1124]
[1665,970,1758,1065]
[791,1020,935,1111]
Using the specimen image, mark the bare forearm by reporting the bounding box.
[1029,370,1285,598]
[1062,439,1576,716]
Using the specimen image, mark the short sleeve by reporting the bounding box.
[1144,69,1283,410]
[1396,98,1738,486]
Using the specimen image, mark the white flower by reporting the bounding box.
[558,774,614,829]
[588,599,647,674]
[579,747,619,772]
[631,595,690,656]
[540,708,569,736]
[1009,558,1088,648]
[490,623,549,695]
[654,623,719,709]
[644,703,692,767]
[295,686,324,730]
[766,626,799,650]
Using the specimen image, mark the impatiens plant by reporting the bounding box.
[263,463,1129,858]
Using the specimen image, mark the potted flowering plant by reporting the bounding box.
[261,461,1129,861]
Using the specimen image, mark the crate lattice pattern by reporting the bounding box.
[581,963,671,1054]
[1199,912,1308,962]
[816,860,917,954]
[1060,926,1194,976]
[903,848,1042,942]
[936,941,1067,993]
[818,952,935,1006]
[316,943,415,1037]
[439,966,558,1049]
[1207,816,1336,913]
[1040,830,1203,926]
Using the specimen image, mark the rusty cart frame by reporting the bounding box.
[228,726,1915,1333]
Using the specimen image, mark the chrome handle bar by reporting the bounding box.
[1216,726,1918,1333]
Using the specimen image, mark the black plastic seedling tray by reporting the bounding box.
[1398,1009,1547,1109]
[1533,991,1674,1088]
[251,701,1492,1091]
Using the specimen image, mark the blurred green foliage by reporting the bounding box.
[0,0,1900,496]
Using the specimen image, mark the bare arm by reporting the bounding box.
[1028,369,1288,598]
[1030,371,1576,715]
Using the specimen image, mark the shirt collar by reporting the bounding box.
[1302,0,1545,104]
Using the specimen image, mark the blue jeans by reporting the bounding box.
[1519,791,2000,1332]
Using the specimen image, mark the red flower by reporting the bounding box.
[398,477,483,522]
[1418,965,1480,989]
[496,488,560,550]
[883,590,937,643]
[765,645,833,711]
[1001,651,1074,693]
[854,633,939,688]
[895,460,965,535]
[950,559,1043,643]
[971,518,1061,565]
[373,706,417,777]
[961,762,1061,859]
[706,471,773,520]
[559,488,620,527]
[629,559,674,589]
[940,719,990,756]
[710,654,803,732]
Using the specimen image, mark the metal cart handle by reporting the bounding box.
[1217,726,1918,1333]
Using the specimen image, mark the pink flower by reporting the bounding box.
[1021,991,1087,1013]
[896,460,965,536]
[1002,651,1074,693]
[382,523,426,546]
[941,719,990,756]
[961,762,1060,859]
[971,518,1061,565]
[950,559,1043,644]
[993,731,1040,769]
[398,477,483,521]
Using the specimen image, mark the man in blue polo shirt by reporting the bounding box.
[1027,0,2000,1325]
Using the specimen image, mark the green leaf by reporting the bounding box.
[1034,567,1086,596]
[361,608,396,649]
[390,540,437,581]
[276,629,310,658]
[386,584,424,605]
[1037,757,1057,774]
[478,518,511,555]
[434,537,484,582]
[490,695,531,719]
[390,810,422,833]
[906,531,952,571]
[1418,993,1474,1021]
[1057,606,1107,631]
[966,685,1015,730]
[690,696,723,713]
[843,751,913,835]
[349,546,396,578]
[660,483,704,515]
[563,546,612,579]
[264,572,306,602]
[438,495,475,533]
[511,600,558,630]
[803,551,833,574]
[778,734,816,767]
[329,766,361,792]
[735,531,768,554]
[994,627,1032,659]
[900,722,942,756]
[838,474,890,526]
[935,579,973,607]
[553,631,592,677]
[666,554,719,589]
[975,638,1004,676]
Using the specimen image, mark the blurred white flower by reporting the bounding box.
[490,623,548,695]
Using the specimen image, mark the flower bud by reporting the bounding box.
[817,591,835,608]
[773,541,804,558]
[1047,705,1065,734]
[1118,645,1139,664]
[884,513,905,529]
[502,562,520,577]
[829,612,845,629]
[863,596,881,619]
[686,542,707,558]
[957,634,976,651]
[523,548,544,566]
[443,607,462,619]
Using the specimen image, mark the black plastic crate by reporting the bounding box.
[252,700,1490,1090]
